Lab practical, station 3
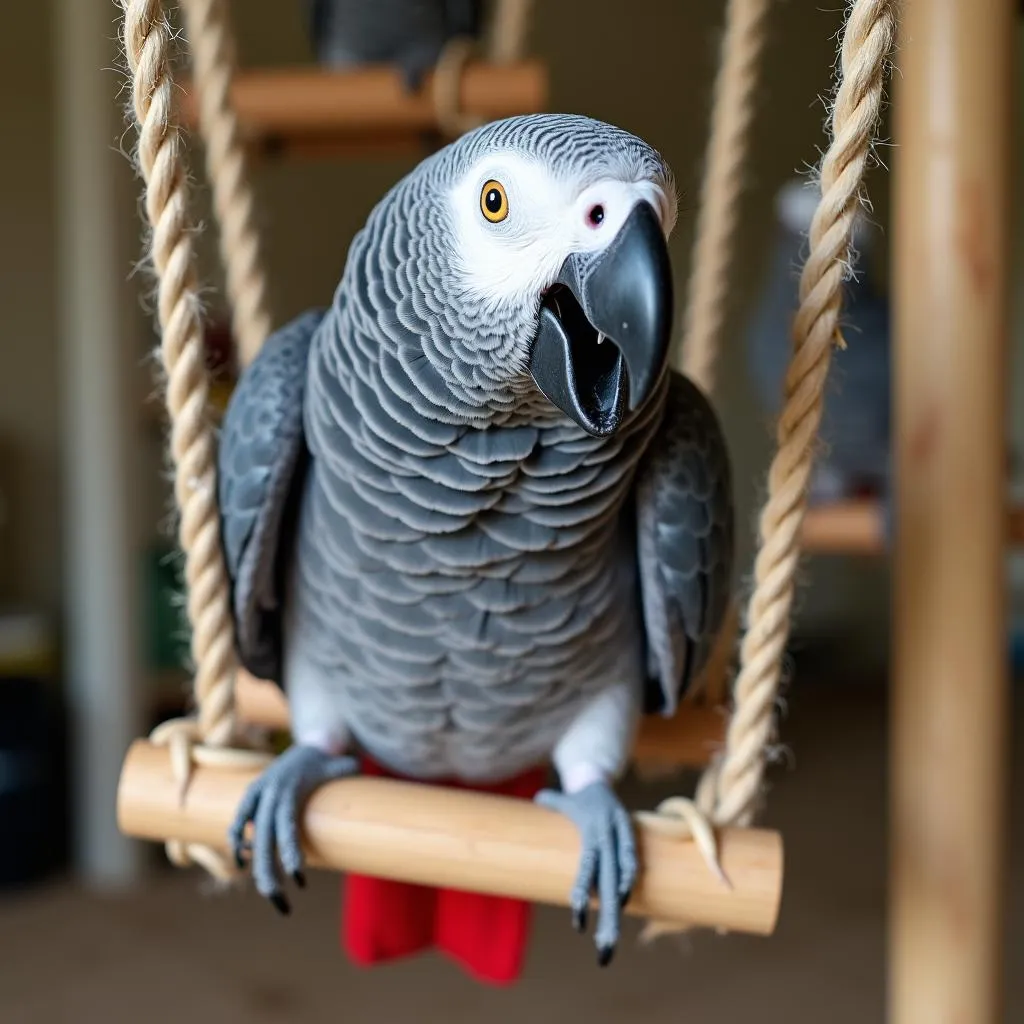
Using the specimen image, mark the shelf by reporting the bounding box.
[800,498,1024,556]
[800,498,887,555]
[176,63,549,158]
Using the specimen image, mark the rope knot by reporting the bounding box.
[150,716,203,805]
[633,792,733,943]
[149,713,273,880]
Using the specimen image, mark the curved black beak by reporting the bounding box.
[528,200,673,436]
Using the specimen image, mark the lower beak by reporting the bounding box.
[528,200,673,436]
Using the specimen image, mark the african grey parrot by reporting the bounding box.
[305,0,484,89]
[745,177,892,527]
[218,113,735,980]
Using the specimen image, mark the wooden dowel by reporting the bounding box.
[176,63,548,140]
[799,498,1024,556]
[234,672,288,729]
[800,498,886,554]
[252,130,435,163]
[234,671,727,768]
[631,705,725,768]
[117,739,783,935]
[891,1,1013,1022]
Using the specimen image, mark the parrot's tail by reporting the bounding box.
[341,756,548,985]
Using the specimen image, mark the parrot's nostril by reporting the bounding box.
[587,205,605,227]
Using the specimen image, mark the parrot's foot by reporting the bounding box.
[229,744,358,915]
[536,782,637,966]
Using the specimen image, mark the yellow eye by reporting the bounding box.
[480,180,509,223]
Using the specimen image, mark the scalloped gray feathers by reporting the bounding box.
[218,309,325,680]
[635,372,735,717]
[217,116,729,781]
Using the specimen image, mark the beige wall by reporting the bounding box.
[0,2,1015,655]
[0,1,59,610]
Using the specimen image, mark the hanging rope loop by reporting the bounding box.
[180,0,273,369]
[701,0,897,833]
[677,0,772,396]
[119,0,246,872]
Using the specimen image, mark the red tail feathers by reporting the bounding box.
[341,756,547,985]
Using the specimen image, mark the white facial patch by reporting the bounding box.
[447,154,677,308]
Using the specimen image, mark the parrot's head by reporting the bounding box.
[370,114,678,435]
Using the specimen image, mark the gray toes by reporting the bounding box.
[252,780,284,903]
[228,784,261,867]
[594,824,620,950]
[570,844,598,933]
[325,754,360,781]
[613,803,638,902]
[227,745,358,914]
[274,783,302,879]
[534,781,636,963]
[572,902,588,933]
[535,788,562,813]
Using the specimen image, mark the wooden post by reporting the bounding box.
[891,1,1014,1022]
[54,0,145,886]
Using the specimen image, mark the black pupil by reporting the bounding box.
[486,188,503,213]
[590,205,605,225]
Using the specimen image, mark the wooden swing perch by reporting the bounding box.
[176,62,548,158]
[111,0,895,952]
[118,739,782,935]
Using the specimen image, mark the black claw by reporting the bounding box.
[619,887,632,909]
[269,892,291,916]
[573,904,588,933]
[234,848,247,870]
[291,870,306,889]
[597,945,615,968]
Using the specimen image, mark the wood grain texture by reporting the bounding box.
[891,1,1014,1021]
[118,739,783,935]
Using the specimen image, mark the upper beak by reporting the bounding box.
[528,200,673,436]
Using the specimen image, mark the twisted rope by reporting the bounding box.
[677,0,771,396]
[640,0,897,938]
[120,0,257,872]
[180,0,272,369]
[705,0,897,829]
